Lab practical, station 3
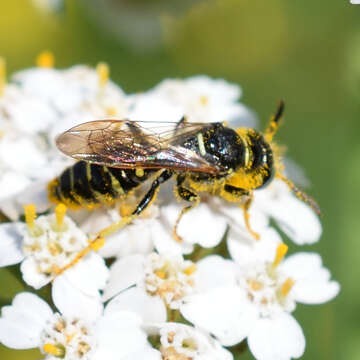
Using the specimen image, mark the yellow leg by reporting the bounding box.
[242,192,260,240]
[172,198,200,243]
[54,215,135,275]
[54,170,172,276]
[276,172,321,216]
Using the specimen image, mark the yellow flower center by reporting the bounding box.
[36,51,55,68]
[272,243,288,268]
[24,204,43,237]
[43,343,65,358]
[280,277,295,297]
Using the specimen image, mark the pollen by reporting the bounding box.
[280,277,295,297]
[0,57,6,96]
[155,269,167,279]
[248,278,264,291]
[54,203,67,232]
[96,62,110,88]
[199,95,208,105]
[135,168,145,177]
[24,204,37,228]
[24,204,43,236]
[183,263,197,276]
[43,343,65,357]
[90,237,105,251]
[36,51,55,68]
[272,243,288,267]
[106,106,117,116]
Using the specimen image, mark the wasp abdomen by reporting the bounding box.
[48,161,154,209]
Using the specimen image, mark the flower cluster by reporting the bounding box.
[0,54,339,360]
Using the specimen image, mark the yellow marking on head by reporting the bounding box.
[281,277,295,297]
[225,169,265,191]
[96,62,109,88]
[36,51,55,68]
[43,343,65,357]
[273,243,288,267]
[135,168,145,178]
[0,57,6,96]
[197,133,206,156]
[183,263,197,276]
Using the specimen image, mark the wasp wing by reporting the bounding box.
[56,120,222,174]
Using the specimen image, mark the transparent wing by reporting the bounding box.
[55,120,222,174]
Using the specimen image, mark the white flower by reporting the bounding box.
[0,290,151,360]
[251,179,322,244]
[0,62,129,220]
[149,323,233,360]
[153,178,321,255]
[180,234,340,360]
[103,252,198,308]
[148,75,256,127]
[80,204,159,259]
[0,204,108,295]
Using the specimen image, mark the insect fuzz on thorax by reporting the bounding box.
[181,124,275,199]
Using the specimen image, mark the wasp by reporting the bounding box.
[48,101,320,271]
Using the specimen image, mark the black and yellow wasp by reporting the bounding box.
[48,102,319,271]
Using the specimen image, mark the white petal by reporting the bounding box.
[103,254,145,301]
[52,275,103,322]
[281,253,340,304]
[0,171,30,201]
[0,222,25,266]
[121,346,161,360]
[20,257,50,289]
[94,311,147,360]
[105,287,167,324]
[0,292,52,349]
[0,137,47,176]
[153,219,194,255]
[194,255,237,292]
[63,253,109,297]
[254,181,322,245]
[248,313,305,360]
[227,227,282,265]
[218,201,269,237]
[181,287,258,346]
[160,202,227,249]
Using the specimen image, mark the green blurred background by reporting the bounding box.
[0,0,358,359]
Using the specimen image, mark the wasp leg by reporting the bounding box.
[223,184,260,240]
[54,170,173,276]
[264,100,285,142]
[173,175,200,242]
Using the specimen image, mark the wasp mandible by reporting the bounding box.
[48,101,320,272]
